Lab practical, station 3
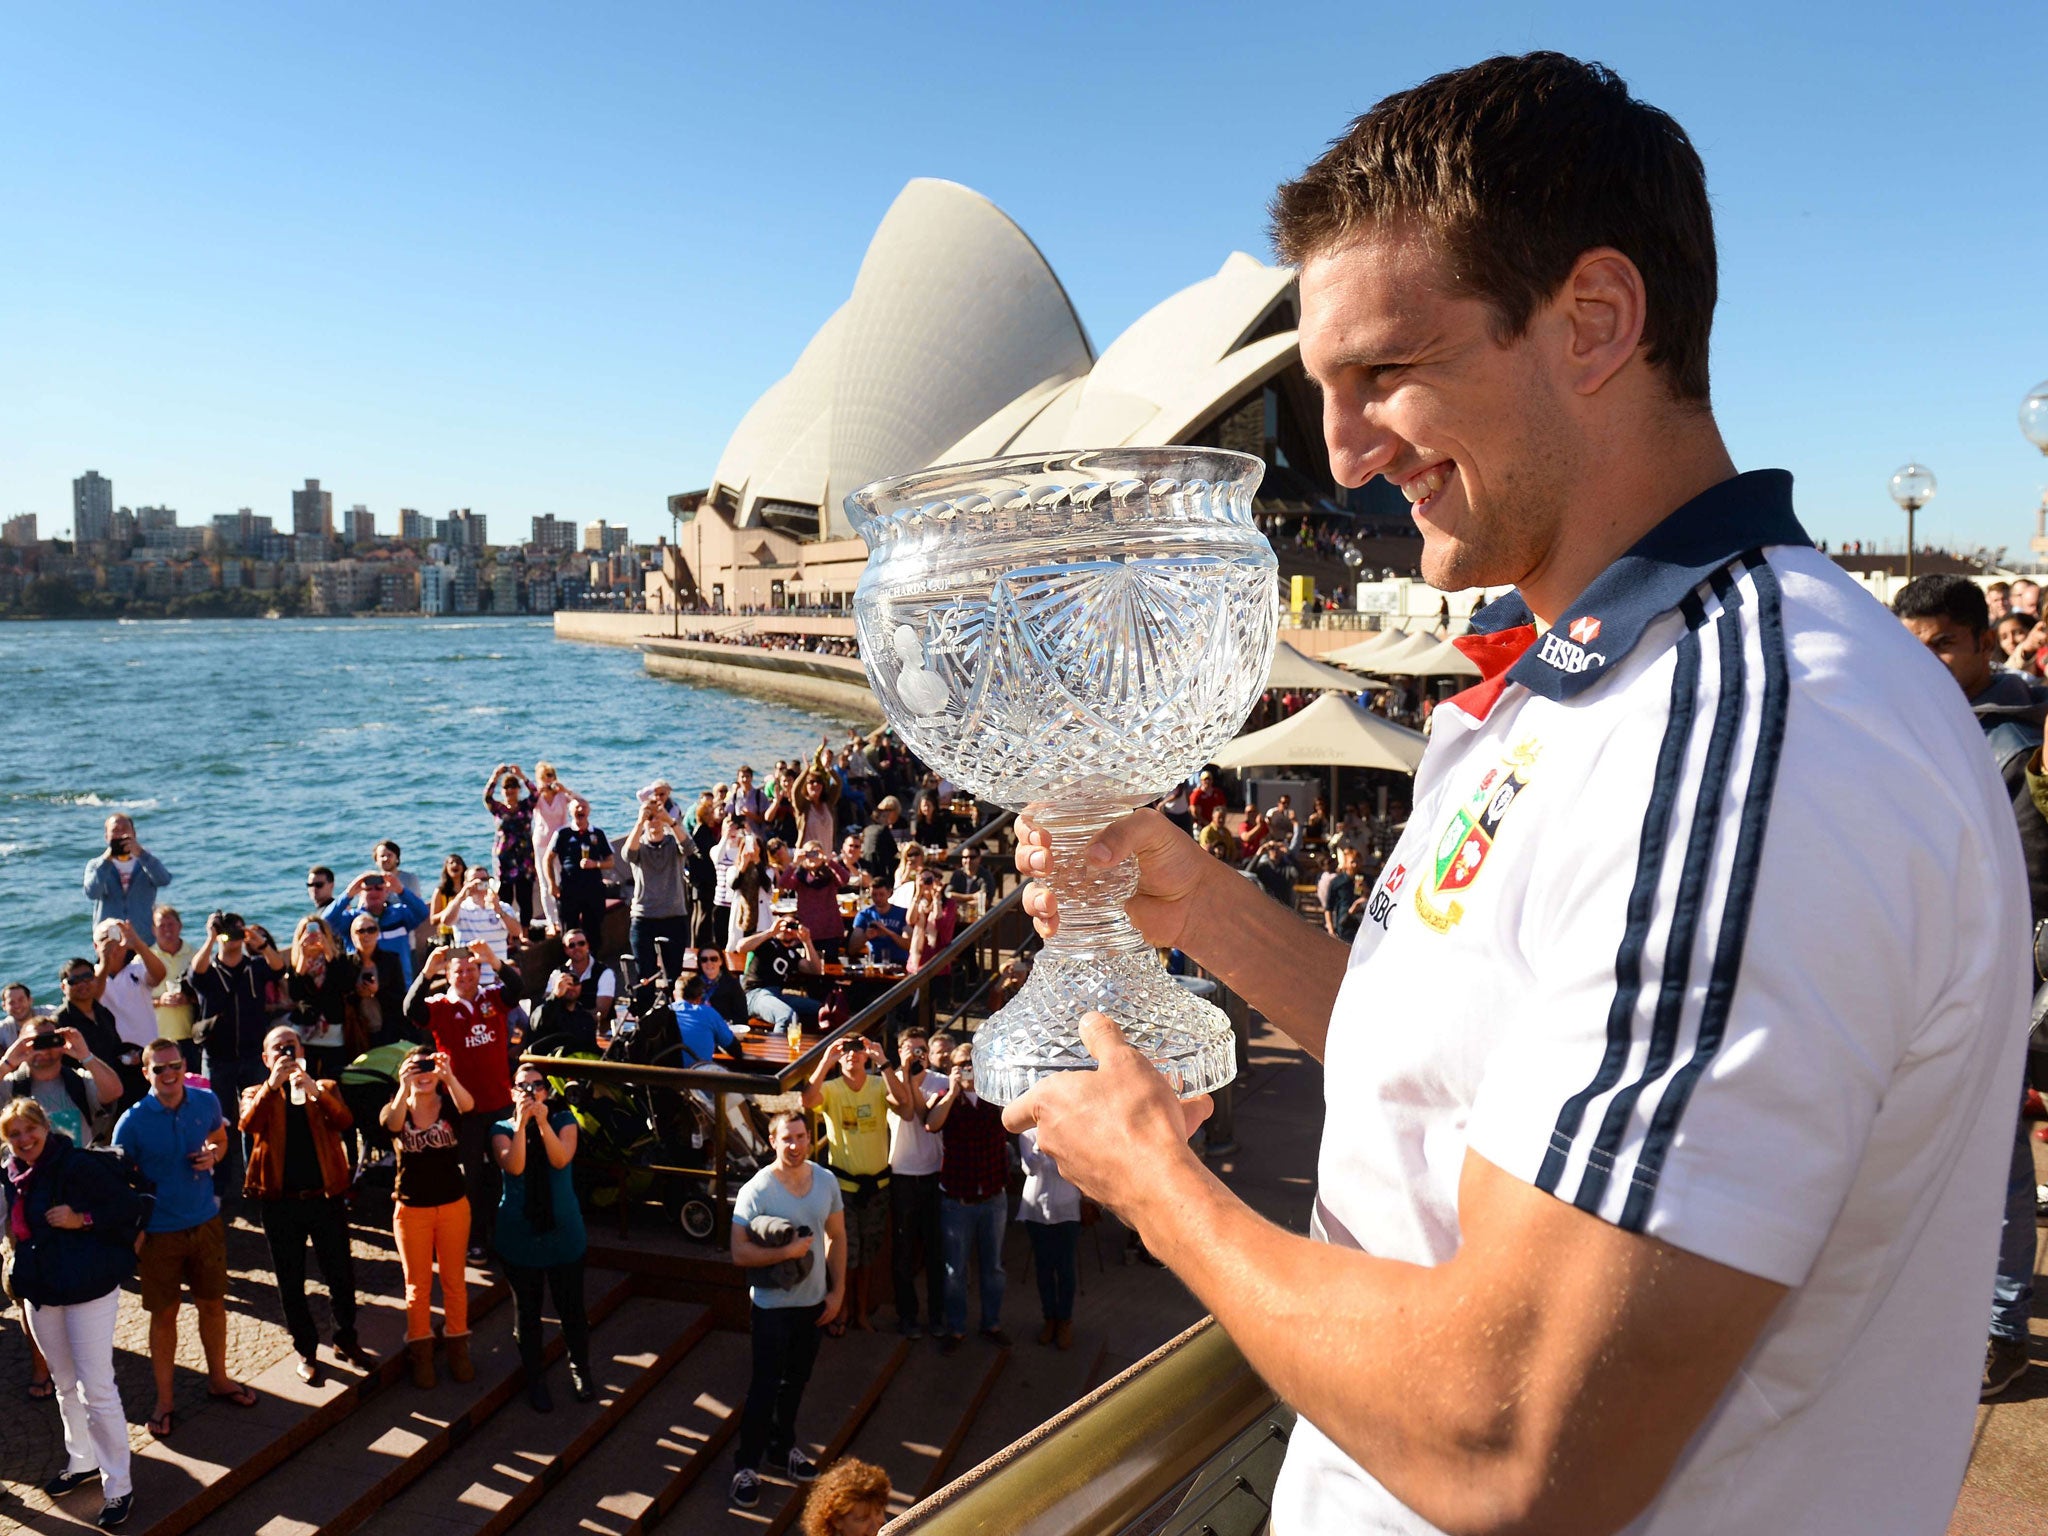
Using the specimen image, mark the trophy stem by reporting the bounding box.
[1033,803,1152,965]
[969,800,1237,1104]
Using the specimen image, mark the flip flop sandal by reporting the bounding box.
[147,1409,175,1439]
[208,1383,259,1408]
[27,1377,55,1401]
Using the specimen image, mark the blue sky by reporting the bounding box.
[4,1,2043,556]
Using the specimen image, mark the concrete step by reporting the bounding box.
[188,1269,633,1536]
[835,1332,1011,1511]
[103,1268,515,1536]
[498,1327,755,1535]
[656,1325,907,1536]
[353,1297,710,1536]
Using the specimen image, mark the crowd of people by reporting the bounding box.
[0,725,1094,1528]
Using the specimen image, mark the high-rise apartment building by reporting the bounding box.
[292,479,334,538]
[109,508,138,546]
[419,564,454,615]
[436,509,487,550]
[531,514,577,552]
[344,505,377,545]
[582,519,630,554]
[137,505,177,532]
[400,508,428,543]
[73,471,114,544]
[2,514,36,547]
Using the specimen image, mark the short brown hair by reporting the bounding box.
[1271,52,1716,402]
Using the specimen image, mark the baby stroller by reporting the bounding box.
[338,1041,422,1199]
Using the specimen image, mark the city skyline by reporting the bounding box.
[4,2,2044,556]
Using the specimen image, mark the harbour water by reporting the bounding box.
[0,617,871,985]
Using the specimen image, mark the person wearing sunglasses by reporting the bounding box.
[239,1026,371,1384]
[491,1064,589,1412]
[544,930,615,1032]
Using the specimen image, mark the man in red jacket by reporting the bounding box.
[404,944,521,1260]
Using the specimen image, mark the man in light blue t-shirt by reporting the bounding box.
[725,1111,843,1511]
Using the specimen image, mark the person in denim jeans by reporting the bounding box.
[926,1054,1010,1352]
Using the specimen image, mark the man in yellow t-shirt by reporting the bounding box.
[802,1035,891,1333]
[146,905,198,1066]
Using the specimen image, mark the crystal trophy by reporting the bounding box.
[847,448,1276,1102]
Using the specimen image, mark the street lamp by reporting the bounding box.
[2022,381,2048,559]
[1888,463,1936,582]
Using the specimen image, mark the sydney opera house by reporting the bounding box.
[667,178,1412,614]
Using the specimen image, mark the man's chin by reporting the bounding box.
[1416,535,1510,597]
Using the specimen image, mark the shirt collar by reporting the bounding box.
[1467,470,1810,702]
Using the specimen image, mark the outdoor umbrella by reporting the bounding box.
[1267,641,1389,694]
[1357,634,1482,680]
[1214,691,1429,814]
[1322,628,1413,666]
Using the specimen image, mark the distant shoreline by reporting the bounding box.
[0,611,553,624]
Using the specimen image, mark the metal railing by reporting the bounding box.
[882,1316,1278,1536]
[519,812,1027,1239]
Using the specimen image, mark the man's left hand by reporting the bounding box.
[1002,1012,1211,1208]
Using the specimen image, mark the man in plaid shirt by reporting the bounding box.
[927,1050,1011,1352]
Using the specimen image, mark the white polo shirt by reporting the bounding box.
[1271,472,2029,1535]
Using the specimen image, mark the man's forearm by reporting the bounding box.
[1181,868,1348,1059]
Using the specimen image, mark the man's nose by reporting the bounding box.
[1323,394,1404,490]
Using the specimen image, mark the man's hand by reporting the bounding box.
[1016,808,1216,952]
[60,1027,89,1062]
[1002,1013,1210,1207]
[817,1285,843,1329]
[268,1057,296,1091]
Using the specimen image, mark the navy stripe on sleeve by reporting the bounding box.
[1620,552,1792,1231]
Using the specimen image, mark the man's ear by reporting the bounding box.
[1552,246,1649,398]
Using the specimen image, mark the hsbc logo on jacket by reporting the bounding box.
[1537,631,1606,675]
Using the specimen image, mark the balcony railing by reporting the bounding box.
[882,1315,1283,1536]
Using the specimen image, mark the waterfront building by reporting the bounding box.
[308,559,377,615]
[451,562,480,615]
[377,567,420,612]
[73,470,114,544]
[532,513,578,552]
[524,571,558,613]
[137,504,177,533]
[489,564,521,613]
[109,507,137,547]
[400,507,428,543]
[344,504,377,545]
[293,531,331,565]
[669,178,1372,615]
[419,562,455,615]
[2,512,36,547]
[292,478,334,538]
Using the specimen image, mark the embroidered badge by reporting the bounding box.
[1567,616,1602,645]
[1414,738,1540,932]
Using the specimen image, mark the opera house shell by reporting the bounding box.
[673,177,1351,612]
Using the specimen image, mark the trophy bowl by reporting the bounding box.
[846,447,1277,1102]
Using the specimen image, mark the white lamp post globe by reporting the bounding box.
[2022,381,2048,455]
[1889,463,1937,512]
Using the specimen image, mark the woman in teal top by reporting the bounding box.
[491,1062,589,1413]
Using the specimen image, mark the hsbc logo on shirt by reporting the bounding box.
[1538,631,1606,675]
[1567,616,1602,645]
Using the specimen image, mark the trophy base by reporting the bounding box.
[970,950,1238,1105]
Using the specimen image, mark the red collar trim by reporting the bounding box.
[1445,624,1538,723]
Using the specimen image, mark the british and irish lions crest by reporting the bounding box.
[847,449,1278,1103]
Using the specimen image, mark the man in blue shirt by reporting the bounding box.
[669,972,739,1065]
[82,813,172,932]
[849,881,909,967]
[322,871,429,984]
[112,1039,253,1436]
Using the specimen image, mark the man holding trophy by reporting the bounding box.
[974,54,2022,1536]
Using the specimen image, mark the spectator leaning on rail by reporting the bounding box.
[492,1060,591,1414]
[405,942,523,1261]
[113,1038,253,1441]
[241,1024,373,1385]
[1002,54,2033,1536]
[82,812,171,934]
[2,1097,148,1530]
[1892,571,2048,1402]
